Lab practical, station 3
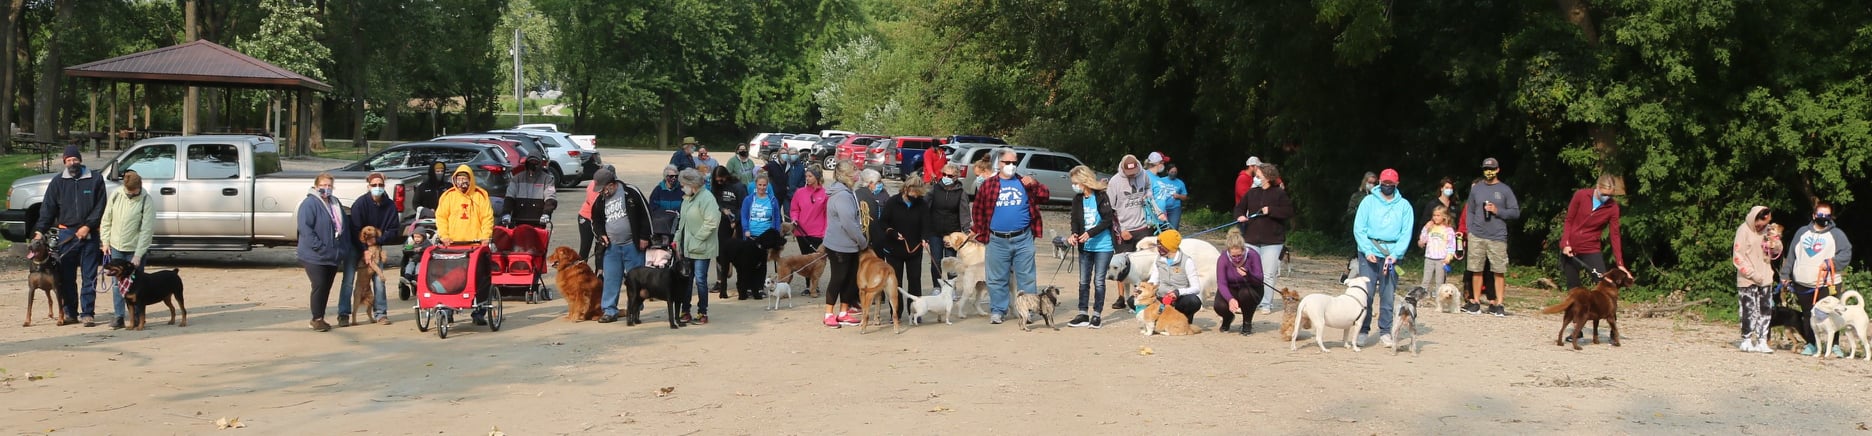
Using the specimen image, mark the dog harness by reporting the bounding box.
[117,275,134,297]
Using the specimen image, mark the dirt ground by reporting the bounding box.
[3,149,1870,434]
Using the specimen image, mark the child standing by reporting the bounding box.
[1417,206,1457,288]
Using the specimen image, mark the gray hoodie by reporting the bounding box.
[823,181,867,253]
[1780,221,1852,288]
[1108,171,1152,232]
[1464,179,1520,241]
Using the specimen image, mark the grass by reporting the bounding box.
[312,140,399,162]
[0,152,52,250]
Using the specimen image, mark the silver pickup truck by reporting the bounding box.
[0,135,421,250]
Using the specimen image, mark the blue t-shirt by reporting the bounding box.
[1162,177,1188,210]
[990,178,1031,233]
[746,196,776,236]
[1081,195,1113,253]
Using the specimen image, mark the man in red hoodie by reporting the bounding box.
[922,145,950,184]
[1233,156,1261,203]
[1559,173,1629,289]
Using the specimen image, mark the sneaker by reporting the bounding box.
[376,317,393,326]
[1089,316,1103,329]
[1755,339,1774,354]
[338,316,353,328]
[837,311,860,326]
[696,314,710,325]
[1067,314,1090,328]
[1380,334,1396,348]
[110,317,124,330]
[1490,304,1506,317]
[80,315,95,327]
[1112,301,1127,310]
[824,313,840,327]
[1801,344,1819,356]
[598,315,617,324]
[990,313,1005,324]
[679,312,693,325]
[310,319,332,332]
[1738,340,1754,352]
[1257,307,1272,315]
[1832,346,1846,358]
[1461,302,1481,314]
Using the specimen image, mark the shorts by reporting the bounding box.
[1467,237,1508,273]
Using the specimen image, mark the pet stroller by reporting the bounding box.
[490,222,552,303]
[413,243,504,339]
[398,209,439,301]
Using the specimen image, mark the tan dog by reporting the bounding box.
[1133,283,1200,336]
[1014,286,1061,331]
[353,226,387,325]
[548,247,603,321]
[856,248,902,334]
[1277,288,1303,339]
[1811,290,1870,360]
[943,232,988,317]
[774,249,829,297]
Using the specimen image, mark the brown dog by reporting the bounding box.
[1542,268,1634,350]
[548,247,603,321]
[774,249,828,297]
[353,226,387,325]
[855,248,901,334]
[23,236,61,327]
[1134,283,1200,336]
[1276,288,1303,339]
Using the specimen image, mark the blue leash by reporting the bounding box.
[1180,222,1236,238]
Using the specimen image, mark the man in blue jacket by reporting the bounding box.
[36,144,108,326]
[1354,168,1413,348]
[350,172,404,325]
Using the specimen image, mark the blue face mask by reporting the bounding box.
[371,187,386,198]
[1442,188,1453,197]
[941,176,955,186]
[1162,255,1178,266]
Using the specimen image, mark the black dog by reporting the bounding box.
[23,236,61,327]
[102,259,187,330]
[624,260,692,329]
[1768,305,1806,349]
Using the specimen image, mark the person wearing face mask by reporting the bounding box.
[1143,152,1175,228]
[588,167,652,323]
[297,173,347,332]
[727,145,758,185]
[694,147,721,176]
[348,172,405,325]
[789,167,829,256]
[670,137,698,172]
[98,170,153,329]
[1732,206,1777,353]
[35,144,108,326]
[1066,165,1116,328]
[856,169,888,225]
[1353,168,1413,348]
[709,166,748,298]
[1559,173,1629,290]
[1780,201,1853,356]
[1160,164,1189,230]
[675,168,721,325]
[1232,163,1293,314]
[1146,230,1204,322]
[921,145,950,184]
[1462,157,1520,316]
[648,165,686,235]
[877,178,931,321]
[970,148,1051,324]
[1418,177,1458,238]
[763,149,795,209]
[435,165,497,325]
[415,160,451,214]
[1346,171,1377,225]
[923,163,969,289]
[1233,157,1262,205]
[506,155,558,227]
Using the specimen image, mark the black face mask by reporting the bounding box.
[1816,217,1834,228]
[737,151,748,157]
[1378,184,1397,196]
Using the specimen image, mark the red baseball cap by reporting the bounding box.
[1379,168,1399,184]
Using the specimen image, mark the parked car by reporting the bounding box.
[491,129,595,187]
[867,136,938,180]
[757,134,793,159]
[808,135,844,163]
[942,135,1005,146]
[820,129,855,138]
[950,144,1047,168]
[831,134,887,169]
[781,134,820,155]
[746,132,789,151]
[436,132,580,188]
[341,141,514,207]
[1014,150,1102,203]
[0,136,422,249]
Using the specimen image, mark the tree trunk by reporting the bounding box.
[1557,0,1618,170]
[378,104,398,141]
[32,0,71,139]
[15,4,31,134]
[348,0,365,149]
[657,97,672,149]
[0,0,18,152]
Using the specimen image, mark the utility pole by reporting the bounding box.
[512,27,524,125]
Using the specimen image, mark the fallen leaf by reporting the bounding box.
[1138,346,1154,356]
[214,417,244,429]
[488,425,505,436]
[1858,422,1868,431]
[656,386,675,397]
[929,406,952,413]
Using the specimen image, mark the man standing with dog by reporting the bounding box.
[588,168,652,323]
[1780,201,1853,356]
[1354,169,1413,348]
[1733,206,1777,353]
[352,172,404,325]
[972,147,1050,324]
[98,170,153,330]
[1463,157,1521,316]
[36,144,108,327]
[1107,154,1155,310]
[1559,174,1629,290]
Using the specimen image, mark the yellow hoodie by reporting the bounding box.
[435,165,494,243]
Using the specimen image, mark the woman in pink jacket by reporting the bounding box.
[790,167,830,254]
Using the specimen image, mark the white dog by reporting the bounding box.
[943,233,988,318]
[1434,283,1459,313]
[1290,277,1375,353]
[1107,237,1221,303]
[766,278,793,310]
[1811,290,1870,360]
[902,279,957,325]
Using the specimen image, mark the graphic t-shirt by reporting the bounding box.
[1081,195,1113,252]
[990,178,1030,233]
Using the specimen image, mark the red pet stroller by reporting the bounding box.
[413,244,505,339]
[490,223,552,303]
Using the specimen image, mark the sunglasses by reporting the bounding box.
[665,174,678,178]
[1000,160,1018,165]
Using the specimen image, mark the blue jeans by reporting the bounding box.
[1248,243,1284,309]
[687,259,711,315]
[1165,206,1183,230]
[927,234,953,288]
[106,247,136,322]
[337,242,356,318]
[1077,250,1114,313]
[1357,257,1398,336]
[600,242,645,317]
[986,231,1038,315]
[54,228,101,318]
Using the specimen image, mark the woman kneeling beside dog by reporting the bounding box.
[1149,230,1204,322]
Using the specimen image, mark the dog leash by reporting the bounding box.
[1564,255,1605,284]
[1182,222,1236,238]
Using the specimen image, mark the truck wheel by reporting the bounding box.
[551,166,574,188]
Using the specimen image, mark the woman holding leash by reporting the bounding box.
[789,167,829,256]
[821,162,868,327]
[1559,174,1629,289]
[1066,165,1116,329]
[876,178,930,322]
[676,168,721,325]
[1215,228,1265,335]
[1779,201,1853,356]
[740,171,787,299]
[1233,163,1293,314]
[1147,230,1204,323]
[924,163,970,290]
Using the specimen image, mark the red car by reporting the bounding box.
[831,134,887,168]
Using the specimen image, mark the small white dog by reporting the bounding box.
[1434,283,1459,313]
[902,279,957,325]
[766,278,794,310]
[1290,276,1375,353]
[1811,290,1869,360]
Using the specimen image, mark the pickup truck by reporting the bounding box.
[0,135,422,250]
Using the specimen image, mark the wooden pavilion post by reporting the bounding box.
[107,82,117,150]
[87,80,96,157]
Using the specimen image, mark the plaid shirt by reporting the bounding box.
[970,176,1050,243]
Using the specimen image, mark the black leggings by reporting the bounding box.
[305,262,339,320]
[1561,252,1607,289]
[796,235,823,255]
[1795,284,1833,345]
[578,216,598,260]
[825,250,859,306]
[1172,293,1201,322]
[888,254,922,317]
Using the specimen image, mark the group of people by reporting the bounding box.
[33,145,156,329]
[1734,201,1852,356]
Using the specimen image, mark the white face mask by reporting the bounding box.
[999,163,1016,177]
[1071,185,1083,194]
[1253,176,1265,189]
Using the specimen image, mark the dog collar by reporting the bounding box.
[117,276,134,296]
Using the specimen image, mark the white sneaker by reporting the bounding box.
[1379,334,1396,348]
[1756,339,1775,354]
[1739,339,1754,352]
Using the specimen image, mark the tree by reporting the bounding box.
[234,0,328,155]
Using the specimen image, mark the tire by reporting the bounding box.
[437,308,451,339]
[823,155,838,169]
[399,282,412,301]
[415,308,431,332]
[489,295,505,332]
[551,165,574,188]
